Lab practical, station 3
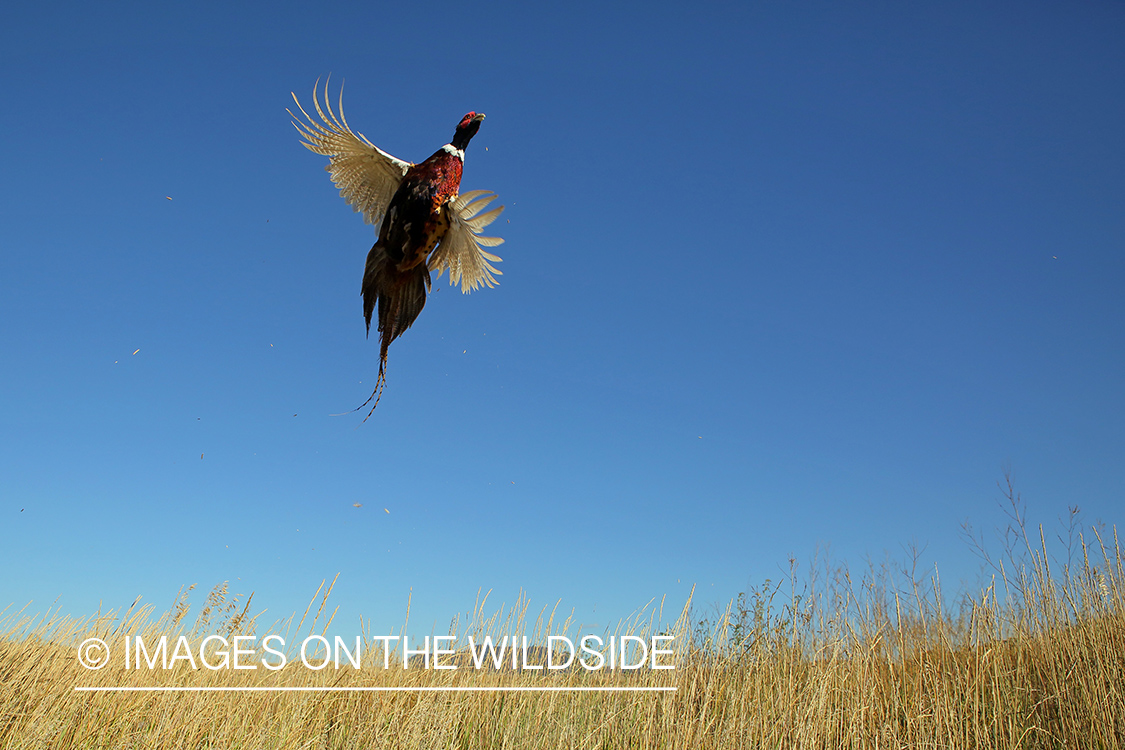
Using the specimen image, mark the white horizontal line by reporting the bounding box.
[74,686,676,693]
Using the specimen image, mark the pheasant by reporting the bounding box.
[290,80,505,418]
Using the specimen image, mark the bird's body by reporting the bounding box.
[290,82,504,417]
[383,145,466,273]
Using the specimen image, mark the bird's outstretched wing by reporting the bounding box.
[289,79,412,229]
[430,191,505,293]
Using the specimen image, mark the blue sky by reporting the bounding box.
[2,0,1123,637]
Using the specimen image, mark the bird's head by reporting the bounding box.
[451,112,486,150]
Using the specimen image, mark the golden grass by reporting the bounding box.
[3,501,1124,748]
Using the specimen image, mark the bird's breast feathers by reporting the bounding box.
[408,148,465,197]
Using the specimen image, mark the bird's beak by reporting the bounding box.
[473,113,486,122]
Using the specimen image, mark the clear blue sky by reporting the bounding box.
[2,1,1122,636]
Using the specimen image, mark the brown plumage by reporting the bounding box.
[290,81,505,419]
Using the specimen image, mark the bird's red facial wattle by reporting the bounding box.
[459,112,485,129]
[451,112,485,150]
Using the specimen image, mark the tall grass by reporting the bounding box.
[3,494,1123,748]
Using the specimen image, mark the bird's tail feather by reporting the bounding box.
[348,357,387,422]
[350,243,430,420]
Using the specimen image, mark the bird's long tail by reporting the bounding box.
[352,243,430,420]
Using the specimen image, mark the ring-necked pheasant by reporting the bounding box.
[290,80,505,419]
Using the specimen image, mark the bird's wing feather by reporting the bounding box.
[430,191,505,293]
[289,79,412,229]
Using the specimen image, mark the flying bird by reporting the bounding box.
[290,80,505,418]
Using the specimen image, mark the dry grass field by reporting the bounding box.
[3,499,1123,748]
